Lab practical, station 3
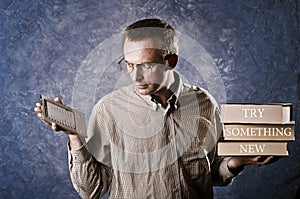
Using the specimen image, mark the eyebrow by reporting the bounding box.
[124,59,155,65]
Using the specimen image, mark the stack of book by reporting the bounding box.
[218,103,295,156]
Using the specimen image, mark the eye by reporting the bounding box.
[126,62,134,68]
[142,63,154,69]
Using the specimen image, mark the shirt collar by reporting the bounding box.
[135,71,183,111]
[168,71,183,106]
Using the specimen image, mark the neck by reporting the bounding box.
[152,88,174,108]
[151,72,177,108]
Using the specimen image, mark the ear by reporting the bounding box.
[165,54,178,69]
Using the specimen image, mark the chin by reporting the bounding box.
[137,89,151,95]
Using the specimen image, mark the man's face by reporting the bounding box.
[123,38,169,95]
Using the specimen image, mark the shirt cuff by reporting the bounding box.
[219,157,239,180]
[68,144,91,164]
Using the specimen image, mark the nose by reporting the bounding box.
[131,66,144,82]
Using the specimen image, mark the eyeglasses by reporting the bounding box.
[118,57,158,73]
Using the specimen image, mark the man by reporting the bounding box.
[35,18,274,198]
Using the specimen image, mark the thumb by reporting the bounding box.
[51,122,63,132]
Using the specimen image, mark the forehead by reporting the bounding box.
[123,38,164,54]
[123,38,163,62]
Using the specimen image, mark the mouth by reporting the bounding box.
[136,84,148,89]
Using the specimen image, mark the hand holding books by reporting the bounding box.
[227,155,279,174]
[217,103,295,172]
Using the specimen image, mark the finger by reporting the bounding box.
[244,156,262,166]
[251,156,262,162]
[37,112,50,125]
[34,107,40,113]
[34,107,42,113]
[260,156,274,165]
[250,156,274,166]
[34,103,42,113]
[54,97,63,104]
[52,123,60,131]
[51,122,76,135]
[37,112,43,118]
[270,156,281,163]
[51,122,65,132]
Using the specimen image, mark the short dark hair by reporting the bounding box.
[122,18,178,55]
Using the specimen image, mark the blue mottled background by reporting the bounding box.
[1,0,300,198]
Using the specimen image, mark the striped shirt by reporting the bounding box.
[69,73,236,199]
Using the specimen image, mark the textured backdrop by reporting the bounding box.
[0,0,300,198]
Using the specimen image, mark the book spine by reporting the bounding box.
[220,104,291,124]
[217,142,288,156]
[223,124,295,141]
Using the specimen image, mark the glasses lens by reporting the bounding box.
[142,63,154,70]
[118,59,159,73]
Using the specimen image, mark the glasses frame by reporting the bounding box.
[117,57,160,73]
